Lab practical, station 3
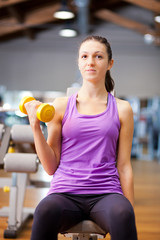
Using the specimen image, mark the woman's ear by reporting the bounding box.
[107,59,114,71]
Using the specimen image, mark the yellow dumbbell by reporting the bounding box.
[19,96,55,123]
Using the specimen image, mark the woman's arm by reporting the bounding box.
[25,97,68,175]
[116,99,135,207]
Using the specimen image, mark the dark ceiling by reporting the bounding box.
[0,0,160,46]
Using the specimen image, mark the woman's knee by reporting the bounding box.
[34,194,64,224]
[91,194,137,239]
[111,203,135,223]
[109,200,137,239]
[108,196,136,232]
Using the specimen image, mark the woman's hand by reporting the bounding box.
[24,100,41,128]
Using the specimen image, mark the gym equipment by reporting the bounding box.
[11,124,35,144]
[19,96,55,122]
[0,123,4,140]
[4,153,38,173]
[0,124,12,192]
[62,220,106,240]
[0,124,39,239]
[3,186,10,193]
[0,124,11,169]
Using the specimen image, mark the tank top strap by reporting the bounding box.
[62,92,77,125]
[108,93,120,128]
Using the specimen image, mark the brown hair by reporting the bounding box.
[80,36,115,92]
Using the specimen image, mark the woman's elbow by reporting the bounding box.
[44,165,57,176]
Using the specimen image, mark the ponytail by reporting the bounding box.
[105,70,115,93]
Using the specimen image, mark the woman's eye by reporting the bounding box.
[82,55,87,59]
[96,55,102,59]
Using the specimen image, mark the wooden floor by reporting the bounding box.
[0,159,160,240]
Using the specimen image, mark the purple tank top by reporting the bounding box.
[47,92,123,195]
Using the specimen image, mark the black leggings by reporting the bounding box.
[31,193,137,240]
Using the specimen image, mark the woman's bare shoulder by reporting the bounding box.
[53,96,68,106]
[53,96,68,111]
[115,97,133,122]
[115,97,131,109]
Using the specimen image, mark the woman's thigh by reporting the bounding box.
[31,193,83,240]
[90,193,137,240]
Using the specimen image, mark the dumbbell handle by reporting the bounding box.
[19,96,55,122]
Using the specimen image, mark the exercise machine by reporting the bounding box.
[0,124,39,238]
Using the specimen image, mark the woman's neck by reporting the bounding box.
[78,81,108,100]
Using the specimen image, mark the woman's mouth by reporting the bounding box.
[86,69,96,72]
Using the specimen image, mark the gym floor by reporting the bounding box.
[0,159,160,240]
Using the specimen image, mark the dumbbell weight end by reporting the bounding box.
[37,103,55,122]
[19,96,55,122]
[19,96,35,115]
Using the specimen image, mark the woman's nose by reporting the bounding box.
[87,56,94,65]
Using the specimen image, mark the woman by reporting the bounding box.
[26,36,137,240]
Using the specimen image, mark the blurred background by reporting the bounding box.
[0,0,160,161]
[0,1,160,240]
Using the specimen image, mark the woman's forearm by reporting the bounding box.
[32,124,58,175]
[24,98,62,175]
[119,167,135,208]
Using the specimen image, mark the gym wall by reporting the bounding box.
[0,28,159,98]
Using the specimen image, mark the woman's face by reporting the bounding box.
[78,40,113,84]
